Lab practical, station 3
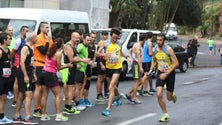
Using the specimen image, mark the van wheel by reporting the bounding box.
[119,63,128,81]
[180,60,188,72]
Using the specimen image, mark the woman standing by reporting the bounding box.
[39,38,72,122]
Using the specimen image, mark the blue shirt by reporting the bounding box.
[142,40,152,63]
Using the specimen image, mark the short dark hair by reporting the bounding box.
[20,25,29,32]
[139,33,147,41]
[83,33,91,39]
[146,32,153,39]
[157,33,166,40]
[0,32,9,44]
[110,27,121,36]
[102,31,108,35]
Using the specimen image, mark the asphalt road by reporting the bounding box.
[4,67,222,125]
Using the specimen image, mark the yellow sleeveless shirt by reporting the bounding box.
[154,46,173,72]
[105,41,122,69]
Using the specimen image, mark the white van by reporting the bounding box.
[163,23,177,40]
[92,28,161,80]
[0,8,91,41]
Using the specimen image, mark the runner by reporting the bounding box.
[0,32,13,124]
[125,33,146,104]
[63,32,89,114]
[148,33,178,122]
[75,33,92,110]
[39,38,72,122]
[33,22,53,117]
[96,31,108,102]
[80,32,96,107]
[97,28,130,117]
[13,32,38,124]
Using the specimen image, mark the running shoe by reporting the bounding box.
[79,99,87,107]
[96,94,104,102]
[55,115,68,122]
[23,116,38,125]
[159,113,169,122]
[132,97,142,104]
[172,92,177,103]
[0,116,13,124]
[142,91,153,96]
[104,93,109,100]
[149,88,156,93]
[13,115,24,124]
[63,108,81,115]
[11,101,16,107]
[125,94,134,103]
[40,114,50,121]
[7,91,14,99]
[136,90,143,96]
[112,94,124,106]
[33,108,42,118]
[84,99,95,107]
[101,108,110,117]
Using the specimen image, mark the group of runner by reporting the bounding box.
[0,24,178,124]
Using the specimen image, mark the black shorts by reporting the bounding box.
[106,68,121,78]
[0,78,11,95]
[97,59,106,75]
[132,62,142,79]
[85,65,92,77]
[74,70,85,84]
[156,70,175,92]
[11,66,19,79]
[142,62,151,72]
[35,66,43,84]
[39,71,59,88]
[67,67,76,85]
[17,69,34,92]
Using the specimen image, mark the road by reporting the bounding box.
[4,67,222,125]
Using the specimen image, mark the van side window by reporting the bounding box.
[51,23,89,42]
[127,32,137,49]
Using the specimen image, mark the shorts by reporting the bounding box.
[156,70,175,92]
[142,62,151,72]
[85,65,92,77]
[67,67,76,85]
[74,70,85,84]
[59,68,69,84]
[209,46,213,51]
[0,78,11,95]
[97,59,106,75]
[17,69,34,92]
[132,62,142,79]
[35,66,43,84]
[40,71,59,88]
[11,66,19,79]
[106,68,121,78]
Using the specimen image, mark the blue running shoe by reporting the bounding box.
[102,108,110,117]
[84,99,95,107]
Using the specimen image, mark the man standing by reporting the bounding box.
[10,26,29,107]
[63,32,89,114]
[80,32,96,107]
[0,32,13,124]
[125,34,146,104]
[13,32,38,124]
[207,38,214,55]
[148,33,178,122]
[97,28,130,117]
[190,35,199,67]
[33,22,54,117]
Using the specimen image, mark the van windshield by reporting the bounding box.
[0,19,36,38]
[120,31,130,43]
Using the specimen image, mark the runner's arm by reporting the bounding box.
[20,46,29,77]
[36,42,49,55]
[166,47,179,75]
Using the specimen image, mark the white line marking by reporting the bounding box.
[183,82,194,85]
[116,113,157,125]
[200,78,208,81]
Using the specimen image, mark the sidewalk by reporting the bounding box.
[178,35,222,68]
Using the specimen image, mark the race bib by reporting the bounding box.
[108,52,119,64]
[160,61,169,72]
[2,68,11,78]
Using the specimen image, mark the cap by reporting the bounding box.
[102,31,108,35]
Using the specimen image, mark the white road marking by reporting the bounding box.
[116,113,157,125]
[200,78,208,81]
[183,82,194,85]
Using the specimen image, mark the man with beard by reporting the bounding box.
[148,33,178,122]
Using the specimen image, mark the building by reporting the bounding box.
[0,0,110,28]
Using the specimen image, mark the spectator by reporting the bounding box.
[207,38,214,55]
[189,35,200,67]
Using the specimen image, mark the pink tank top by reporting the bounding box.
[43,56,57,73]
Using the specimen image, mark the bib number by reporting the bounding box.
[2,68,11,78]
